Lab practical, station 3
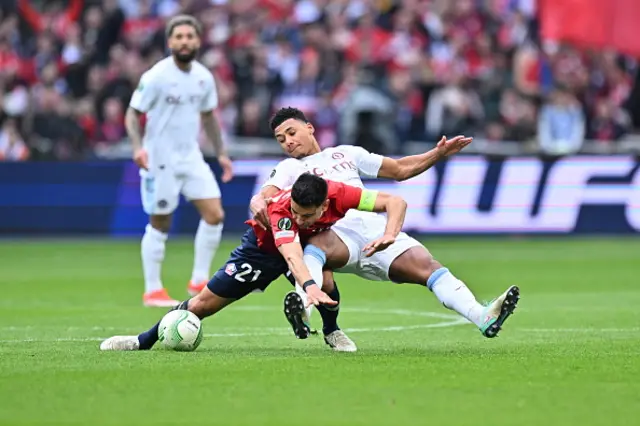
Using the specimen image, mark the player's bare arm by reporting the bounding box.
[201,111,233,183]
[377,135,473,181]
[277,241,337,307]
[359,190,408,257]
[250,185,280,230]
[125,107,148,170]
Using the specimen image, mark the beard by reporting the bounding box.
[172,48,197,63]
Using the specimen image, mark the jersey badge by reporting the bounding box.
[277,217,292,230]
[225,263,237,276]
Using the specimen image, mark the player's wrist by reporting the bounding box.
[302,280,318,291]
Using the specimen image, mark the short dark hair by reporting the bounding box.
[269,107,308,132]
[291,173,328,208]
[166,15,202,39]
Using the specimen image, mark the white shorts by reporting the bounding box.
[140,159,221,215]
[331,211,422,281]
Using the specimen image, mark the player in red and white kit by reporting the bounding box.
[99,173,407,351]
[251,107,520,351]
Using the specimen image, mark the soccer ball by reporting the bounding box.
[158,310,203,352]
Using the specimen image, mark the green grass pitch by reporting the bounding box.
[0,237,638,425]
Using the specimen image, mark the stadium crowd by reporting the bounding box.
[0,0,638,161]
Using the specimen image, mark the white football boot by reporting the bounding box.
[100,336,140,351]
[324,330,357,352]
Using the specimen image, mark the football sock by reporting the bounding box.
[191,220,223,283]
[427,267,485,327]
[297,244,327,319]
[141,224,167,293]
[316,283,341,335]
[138,300,190,350]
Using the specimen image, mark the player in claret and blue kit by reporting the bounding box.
[250,107,520,351]
[99,173,408,351]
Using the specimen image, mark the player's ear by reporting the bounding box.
[321,198,329,212]
[306,122,315,134]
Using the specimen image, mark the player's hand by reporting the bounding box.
[133,148,149,170]
[250,196,270,230]
[435,135,473,157]
[305,285,338,308]
[363,234,396,257]
[218,154,233,183]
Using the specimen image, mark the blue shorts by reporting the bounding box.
[207,228,289,300]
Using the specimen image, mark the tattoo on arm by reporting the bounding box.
[201,112,226,157]
[125,108,143,150]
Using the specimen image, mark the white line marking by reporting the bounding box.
[0,306,468,343]
[520,327,640,333]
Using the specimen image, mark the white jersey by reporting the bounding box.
[129,56,218,167]
[262,145,384,191]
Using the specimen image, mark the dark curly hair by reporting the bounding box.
[269,107,308,132]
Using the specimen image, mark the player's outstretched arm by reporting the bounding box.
[377,135,473,181]
[277,242,337,307]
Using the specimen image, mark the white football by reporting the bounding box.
[158,310,203,352]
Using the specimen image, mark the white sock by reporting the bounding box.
[427,267,485,327]
[296,245,327,319]
[141,224,167,293]
[191,220,223,283]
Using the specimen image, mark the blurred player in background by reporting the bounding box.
[125,15,233,307]
[252,108,519,351]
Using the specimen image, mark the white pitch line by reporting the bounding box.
[0,306,468,343]
[519,327,640,333]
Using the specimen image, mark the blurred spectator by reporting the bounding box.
[0,117,29,161]
[587,98,631,143]
[0,0,637,159]
[538,87,586,155]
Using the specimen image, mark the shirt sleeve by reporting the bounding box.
[340,145,384,178]
[129,72,159,113]
[261,159,300,190]
[200,74,219,112]
[334,182,364,215]
[269,205,300,247]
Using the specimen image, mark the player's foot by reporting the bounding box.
[324,330,357,352]
[479,285,520,338]
[100,336,140,351]
[187,280,207,297]
[143,289,179,307]
[283,291,314,339]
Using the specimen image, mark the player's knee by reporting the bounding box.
[201,206,224,225]
[149,215,172,233]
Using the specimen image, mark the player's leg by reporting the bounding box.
[101,229,288,351]
[140,171,181,307]
[284,230,357,351]
[134,286,236,350]
[183,162,224,296]
[385,240,520,338]
[284,269,342,336]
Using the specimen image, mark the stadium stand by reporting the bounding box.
[0,0,639,161]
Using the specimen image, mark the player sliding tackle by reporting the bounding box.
[251,108,520,351]
[100,173,407,351]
